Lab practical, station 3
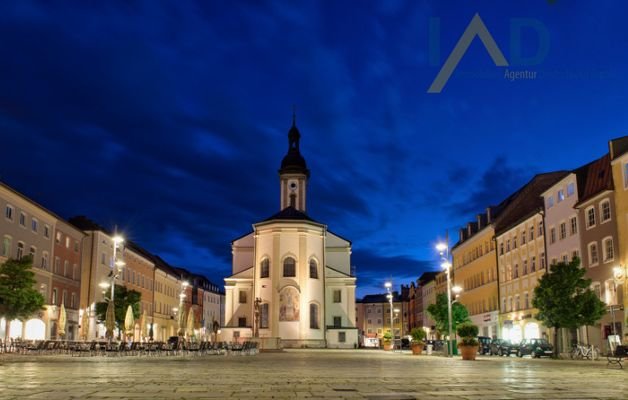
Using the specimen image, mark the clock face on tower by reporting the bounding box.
[289,181,298,193]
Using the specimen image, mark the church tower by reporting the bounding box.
[279,113,310,211]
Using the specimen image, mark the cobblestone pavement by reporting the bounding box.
[1,349,627,399]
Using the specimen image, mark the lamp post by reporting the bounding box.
[612,266,626,337]
[436,239,454,357]
[385,282,394,339]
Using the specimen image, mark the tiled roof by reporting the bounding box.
[610,136,628,160]
[418,271,439,284]
[575,153,613,206]
[359,292,402,303]
[258,206,321,224]
[494,171,569,235]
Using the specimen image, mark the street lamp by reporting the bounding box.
[177,281,189,337]
[385,282,394,340]
[437,238,454,358]
[612,266,626,337]
[109,233,125,300]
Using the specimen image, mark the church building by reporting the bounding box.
[222,117,358,348]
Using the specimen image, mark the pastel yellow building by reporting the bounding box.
[452,209,499,338]
[609,136,628,336]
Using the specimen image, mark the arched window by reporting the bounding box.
[309,259,318,279]
[283,257,296,277]
[309,303,319,329]
[260,303,269,328]
[260,259,270,278]
[16,242,24,259]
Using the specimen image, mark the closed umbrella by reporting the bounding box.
[139,311,147,341]
[124,305,135,338]
[80,310,89,340]
[186,309,195,339]
[105,300,115,339]
[177,308,186,336]
[57,303,67,338]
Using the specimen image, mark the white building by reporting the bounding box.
[223,118,358,348]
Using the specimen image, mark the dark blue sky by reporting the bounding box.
[0,1,625,297]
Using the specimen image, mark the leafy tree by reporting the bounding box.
[0,256,46,341]
[95,284,141,338]
[427,293,470,336]
[533,257,606,357]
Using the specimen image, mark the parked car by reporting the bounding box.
[490,339,520,356]
[518,338,554,358]
[478,336,492,355]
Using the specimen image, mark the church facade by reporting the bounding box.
[222,118,358,348]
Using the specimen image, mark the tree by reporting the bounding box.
[0,256,46,341]
[532,257,606,357]
[95,284,141,338]
[427,293,470,336]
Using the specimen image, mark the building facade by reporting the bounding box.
[223,119,358,348]
[496,172,567,343]
[452,209,499,338]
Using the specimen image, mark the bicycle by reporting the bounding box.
[570,343,600,360]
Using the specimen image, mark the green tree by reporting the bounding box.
[532,257,606,357]
[95,284,141,338]
[0,256,46,341]
[427,293,470,336]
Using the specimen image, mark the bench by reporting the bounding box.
[607,345,627,369]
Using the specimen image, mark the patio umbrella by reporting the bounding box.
[57,303,67,338]
[177,308,186,336]
[80,310,89,340]
[186,309,195,339]
[105,300,115,339]
[124,305,135,338]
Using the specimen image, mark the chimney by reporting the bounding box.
[467,223,473,236]
[486,207,492,223]
[459,228,465,242]
[477,214,482,230]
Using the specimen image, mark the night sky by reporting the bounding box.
[1,1,626,297]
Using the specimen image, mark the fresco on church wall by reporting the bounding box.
[279,287,300,321]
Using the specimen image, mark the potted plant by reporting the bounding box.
[456,322,479,360]
[382,331,393,351]
[410,328,426,355]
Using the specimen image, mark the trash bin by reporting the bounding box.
[426,344,433,355]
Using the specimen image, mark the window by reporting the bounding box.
[521,231,526,245]
[261,303,269,328]
[540,253,546,269]
[603,237,614,262]
[54,257,60,273]
[550,227,556,244]
[570,217,578,235]
[29,246,36,259]
[101,253,106,265]
[513,236,517,249]
[588,242,599,266]
[524,292,529,309]
[41,252,48,270]
[73,264,79,280]
[19,212,26,227]
[559,223,566,240]
[52,288,58,305]
[529,226,534,241]
[239,290,247,304]
[513,264,519,279]
[605,280,617,305]
[31,218,38,233]
[539,221,544,236]
[333,290,341,303]
[63,261,69,277]
[567,182,575,196]
[531,256,536,272]
[309,259,318,279]
[523,260,528,275]
[502,298,506,312]
[5,205,13,220]
[499,243,504,255]
[65,236,70,248]
[283,257,296,277]
[600,201,611,223]
[515,295,520,311]
[586,207,596,228]
[557,189,565,203]
[547,196,554,208]
[592,282,602,300]
[338,332,346,343]
[333,316,342,328]
[44,225,50,238]
[310,303,319,329]
[260,259,269,278]
[624,162,628,189]
[16,242,24,259]
[74,241,79,252]
[56,231,62,244]
[238,317,247,327]
[2,236,11,257]
[572,250,579,260]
